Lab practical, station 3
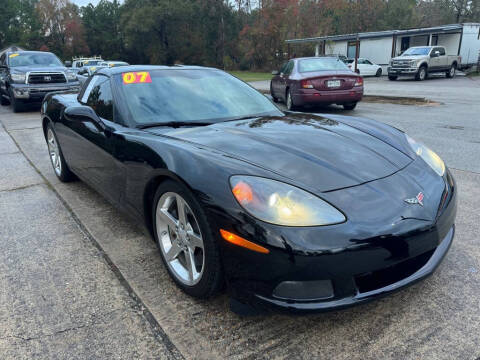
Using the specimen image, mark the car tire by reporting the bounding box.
[0,94,9,106]
[270,82,279,103]
[152,179,223,299]
[446,63,456,78]
[376,68,382,77]
[415,66,427,81]
[388,75,398,81]
[343,102,357,110]
[46,123,76,182]
[286,89,296,111]
[9,88,24,113]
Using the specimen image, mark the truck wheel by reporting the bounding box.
[446,64,456,78]
[388,75,397,81]
[9,88,24,113]
[415,66,427,81]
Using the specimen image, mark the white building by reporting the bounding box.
[286,23,480,70]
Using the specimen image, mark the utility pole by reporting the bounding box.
[354,33,360,74]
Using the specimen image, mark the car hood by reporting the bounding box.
[147,113,412,192]
[9,66,68,73]
[393,56,427,61]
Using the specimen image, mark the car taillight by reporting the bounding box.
[354,77,363,86]
[301,80,314,89]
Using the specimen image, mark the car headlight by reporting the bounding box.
[11,73,26,83]
[66,71,77,81]
[406,135,445,176]
[230,176,346,226]
[410,60,416,66]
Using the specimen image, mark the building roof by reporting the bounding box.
[286,23,480,44]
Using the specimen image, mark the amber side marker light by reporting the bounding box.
[220,229,270,254]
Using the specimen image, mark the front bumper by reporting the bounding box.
[292,87,363,106]
[10,82,81,102]
[218,165,457,313]
[388,67,418,76]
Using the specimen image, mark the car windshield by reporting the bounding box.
[8,52,63,67]
[402,47,431,56]
[298,58,349,72]
[84,60,102,66]
[115,69,282,126]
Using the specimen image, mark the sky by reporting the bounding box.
[71,0,101,6]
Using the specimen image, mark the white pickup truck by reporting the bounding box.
[388,46,461,81]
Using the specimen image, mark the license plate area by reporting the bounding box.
[327,80,341,88]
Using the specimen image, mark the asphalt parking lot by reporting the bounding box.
[0,75,479,359]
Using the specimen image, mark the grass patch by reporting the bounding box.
[228,71,272,82]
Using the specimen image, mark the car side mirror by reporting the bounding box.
[64,105,106,131]
[64,61,72,67]
[272,70,279,75]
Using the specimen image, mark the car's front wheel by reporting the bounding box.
[46,123,76,182]
[9,88,24,113]
[0,93,9,106]
[376,68,382,77]
[153,180,223,298]
[388,75,397,81]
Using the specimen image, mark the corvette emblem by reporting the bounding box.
[404,192,424,206]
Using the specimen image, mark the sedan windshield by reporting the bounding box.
[115,69,282,126]
[402,47,431,56]
[298,58,350,73]
[8,52,63,67]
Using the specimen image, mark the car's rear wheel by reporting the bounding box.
[446,63,456,78]
[46,123,76,182]
[376,68,382,77]
[415,66,427,81]
[286,89,296,111]
[388,75,397,81]
[343,102,357,110]
[270,82,279,103]
[153,180,223,298]
[9,88,24,113]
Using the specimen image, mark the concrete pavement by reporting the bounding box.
[1,77,480,359]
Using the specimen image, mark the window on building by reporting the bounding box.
[431,35,438,46]
[347,41,359,59]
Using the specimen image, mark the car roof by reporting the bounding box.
[96,64,220,76]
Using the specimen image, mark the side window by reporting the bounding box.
[87,78,113,122]
[80,75,100,104]
[280,62,288,74]
[438,47,445,56]
[284,60,294,75]
[365,60,373,65]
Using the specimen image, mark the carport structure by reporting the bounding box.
[286,23,480,71]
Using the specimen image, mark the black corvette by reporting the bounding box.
[41,65,456,313]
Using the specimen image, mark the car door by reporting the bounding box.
[437,47,447,69]
[271,62,287,98]
[363,59,376,75]
[60,75,124,204]
[430,47,442,71]
[0,54,8,99]
[278,60,294,101]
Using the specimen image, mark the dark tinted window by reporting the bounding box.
[87,78,113,122]
[437,47,445,56]
[284,60,294,75]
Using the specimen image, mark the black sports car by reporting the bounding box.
[41,65,456,313]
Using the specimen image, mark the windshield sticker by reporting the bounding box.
[122,71,152,84]
[9,53,19,58]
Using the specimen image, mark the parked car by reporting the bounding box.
[347,58,383,76]
[0,50,80,112]
[41,65,456,313]
[388,46,461,81]
[76,65,107,86]
[99,61,129,68]
[270,57,363,110]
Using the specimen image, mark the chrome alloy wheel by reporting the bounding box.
[47,128,62,176]
[449,66,456,77]
[156,192,205,285]
[286,91,292,110]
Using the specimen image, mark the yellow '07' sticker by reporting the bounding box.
[122,72,152,84]
[9,53,19,58]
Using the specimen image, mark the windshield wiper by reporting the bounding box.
[136,121,213,130]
